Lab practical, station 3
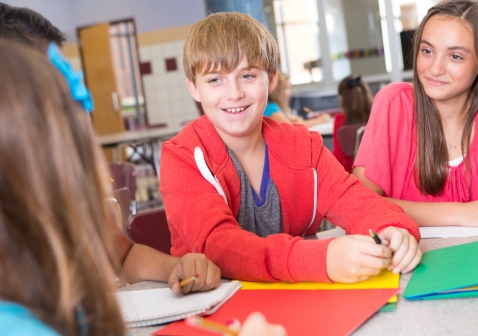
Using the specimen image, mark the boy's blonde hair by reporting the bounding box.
[183,12,279,83]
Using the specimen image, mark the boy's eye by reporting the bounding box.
[451,54,463,61]
[208,78,220,84]
[242,73,255,80]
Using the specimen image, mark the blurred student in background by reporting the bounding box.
[332,74,373,173]
[264,71,331,127]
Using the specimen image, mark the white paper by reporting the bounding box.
[116,280,242,328]
[308,119,334,135]
[419,226,478,239]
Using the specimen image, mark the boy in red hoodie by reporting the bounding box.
[160,12,422,283]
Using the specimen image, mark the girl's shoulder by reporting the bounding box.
[376,82,414,102]
[264,102,280,117]
[0,302,60,336]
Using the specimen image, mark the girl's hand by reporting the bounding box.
[326,235,392,283]
[379,227,422,274]
[168,253,221,294]
[238,312,287,336]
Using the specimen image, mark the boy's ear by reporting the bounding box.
[187,78,201,102]
[268,71,278,93]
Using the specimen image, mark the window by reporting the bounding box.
[273,0,322,85]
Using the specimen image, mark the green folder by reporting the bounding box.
[403,241,478,300]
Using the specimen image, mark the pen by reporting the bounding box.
[179,273,199,287]
[369,229,382,244]
[185,315,239,336]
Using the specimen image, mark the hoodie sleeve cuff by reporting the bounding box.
[288,238,334,282]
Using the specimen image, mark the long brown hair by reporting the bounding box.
[338,74,373,125]
[0,39,125,335]
[268,71,291,114]
[413,0,478,196]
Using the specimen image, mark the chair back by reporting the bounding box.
[126,208,172,255]
[110,187,132,231]
[337,123,366,158]
[108,162,137,214]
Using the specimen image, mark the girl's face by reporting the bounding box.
[417,15,478,109]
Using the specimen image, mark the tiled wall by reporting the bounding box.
[138,40,198,129]
[63,24,199,132]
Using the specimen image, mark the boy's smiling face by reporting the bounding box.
[187,56,277,143]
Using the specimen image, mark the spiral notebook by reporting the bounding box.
[116,281,242,328]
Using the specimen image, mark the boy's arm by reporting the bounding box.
[312,133,420,242]
[160,142,337,283]
[309,136,421,279]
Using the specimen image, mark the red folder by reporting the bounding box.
[152,288,399,336]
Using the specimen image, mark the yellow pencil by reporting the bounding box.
[179,273,199,287]
[185,315,239,336]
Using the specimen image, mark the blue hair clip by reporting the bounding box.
[47,42,94,112]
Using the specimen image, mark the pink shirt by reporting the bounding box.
[354,82,478,202]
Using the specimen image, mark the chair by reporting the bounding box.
[125,208,172,255]
[111,187,132,231]
[108,162,137,214]
[336,123,366,158]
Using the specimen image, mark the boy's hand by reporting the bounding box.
[379,227,422,274]
[168,253,221,294]
[326,235,392,283]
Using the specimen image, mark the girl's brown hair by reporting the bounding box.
[338,74,373,125]
[0,39,125,335]
[413,0,478,196]
[268,71,291,114]
[183,12,278,83]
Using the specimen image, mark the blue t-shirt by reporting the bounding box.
[0,302,60,336]
[263,102,281,117]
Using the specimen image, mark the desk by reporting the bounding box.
[120,231,478,336]
[308,117,334,136]
[309,117,334,151]
[97,127,178,177]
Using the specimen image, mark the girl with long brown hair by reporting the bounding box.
[0,4,222,294]
[0,37,222,334]
[354,0,478,227]
[0,38,125,335]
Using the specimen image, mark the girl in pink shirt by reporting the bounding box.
[354,0,478,227]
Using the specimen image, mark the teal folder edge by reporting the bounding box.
[405,290,478,301]
[403,241,478,300]
[378,302,396,312]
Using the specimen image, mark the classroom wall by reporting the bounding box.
[136,26,199,129]
[4,0,207,42]
[342,0,387,75]
[3,0,75,42]
[5,0,208,131]
[62,25,199,132]
[70,0,207,40]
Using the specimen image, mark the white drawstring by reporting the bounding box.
[302,168,317,236]
[194,147,228,204]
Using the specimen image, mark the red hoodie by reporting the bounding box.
[160,116,420,282]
